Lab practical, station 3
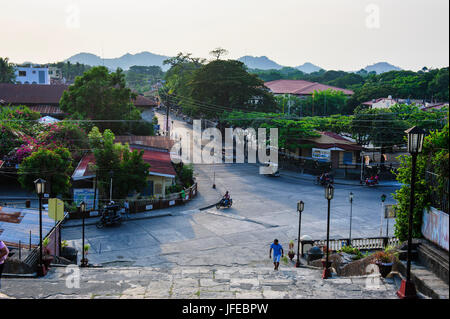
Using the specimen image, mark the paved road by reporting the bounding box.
[61,162,399,268]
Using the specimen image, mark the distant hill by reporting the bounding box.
[66,52,171,71]
[237,56,283,70]
[296,62,323,74]
[363,62,402,74]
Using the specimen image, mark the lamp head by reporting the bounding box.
[405,126,425,155]
[80,201,86,213]
[297,200,304,213]
[349,192,354,202]
[34,178,46,195]
[325,184,334,200]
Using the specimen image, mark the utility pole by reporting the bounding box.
[165,95,170,137]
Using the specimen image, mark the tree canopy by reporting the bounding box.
[0,57,16,83]
[59,66,153,135]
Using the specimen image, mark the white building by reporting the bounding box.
[15,66,50,85]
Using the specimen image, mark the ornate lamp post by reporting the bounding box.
[323,184,334,279]
[34,178,46,276]
[380,194,387,236]
[397,126,425,299]
[295,200,304,268]
[109,170,114,202]
[79,201,87,267]
[349,192,354,244]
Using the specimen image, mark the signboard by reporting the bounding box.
[73,188,98,211]
[145,204,153,210]
[169,200,175,206]
[312,148,331,162]
[384,204,396,219]
[48,198,64,221]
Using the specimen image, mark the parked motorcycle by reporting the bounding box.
[364,176,379,187]
[316,174,334,186]
[216,198,233,209]
[96,204,122,228]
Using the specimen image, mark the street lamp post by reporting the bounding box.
[349,192,354,244]
[296,201,304,268]
[380,194,387,237]
[397,126,425,299]
[34,178,46,277]
[109,170,114,202]
[323,184,334,279]
[80,201,87,267]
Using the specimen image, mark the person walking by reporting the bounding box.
[269,239,284,271]
[0,240,9,289]
[124,200,130,219]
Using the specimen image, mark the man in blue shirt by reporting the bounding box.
[269,239,284,271]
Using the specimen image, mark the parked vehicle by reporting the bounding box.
[316,173,334,186]
[216,198,233,209]
[262,161,280,177]
[364,175,379,187]
[96,203,122,228]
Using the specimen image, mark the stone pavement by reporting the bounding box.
[1,263,400,299]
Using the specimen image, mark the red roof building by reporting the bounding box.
[72,148,176,181]
[0,83,157,111]
[264,80,354,96]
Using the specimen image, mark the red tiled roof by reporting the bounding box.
[0,83,158,108]
[301,131,362,151]
[72,148,176,180]
[0,83,68,105]
[264,80,354,95]
[131,147,176,177]
[29,105,64,115]
[133,95,158,107]
[115,136,175,151]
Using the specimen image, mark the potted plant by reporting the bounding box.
[81,244,90,266]
[373,246,398,278]
[288,240,295,261]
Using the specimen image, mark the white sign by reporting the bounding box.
[312,148,331,162]
[145,204,153,210]
[169,200,175,206]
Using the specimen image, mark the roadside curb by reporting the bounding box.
[279,172,401,188]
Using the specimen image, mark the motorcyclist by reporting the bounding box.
[223,191,230,205]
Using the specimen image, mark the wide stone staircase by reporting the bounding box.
[2,264,400,299]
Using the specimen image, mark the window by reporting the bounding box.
[18,71,26,76]
[343,152,353,165]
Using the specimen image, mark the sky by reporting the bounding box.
[1,0,448,71]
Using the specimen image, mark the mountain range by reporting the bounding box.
[65,51,402,74]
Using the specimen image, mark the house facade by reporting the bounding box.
[15,66,50,85]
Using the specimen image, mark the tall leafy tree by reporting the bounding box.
[0,57,16,83]
[188,59,276,119]
[18,147,73,197]
[60,66,152,134]
[88,127,150,200]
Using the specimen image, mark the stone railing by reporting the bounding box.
[313,236,400,252]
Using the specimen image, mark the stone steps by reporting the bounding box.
[417,241,449,284]
[397,260,449,299]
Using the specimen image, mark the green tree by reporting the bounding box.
[18,147,73,197]
[393,122,449,241]
[188,59,276,119]
[60,66,153,135]
[88,127,150,200]
[0,57,16,83]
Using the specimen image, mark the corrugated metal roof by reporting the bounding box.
[264,80,354,95]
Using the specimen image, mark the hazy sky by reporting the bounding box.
[1,0,448,71]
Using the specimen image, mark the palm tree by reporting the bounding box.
[0,57,16,83]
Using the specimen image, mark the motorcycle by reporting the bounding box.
[216,198,233,209]
[96,204,122,228]
[316,175,334,186]
[364,176,379,187]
